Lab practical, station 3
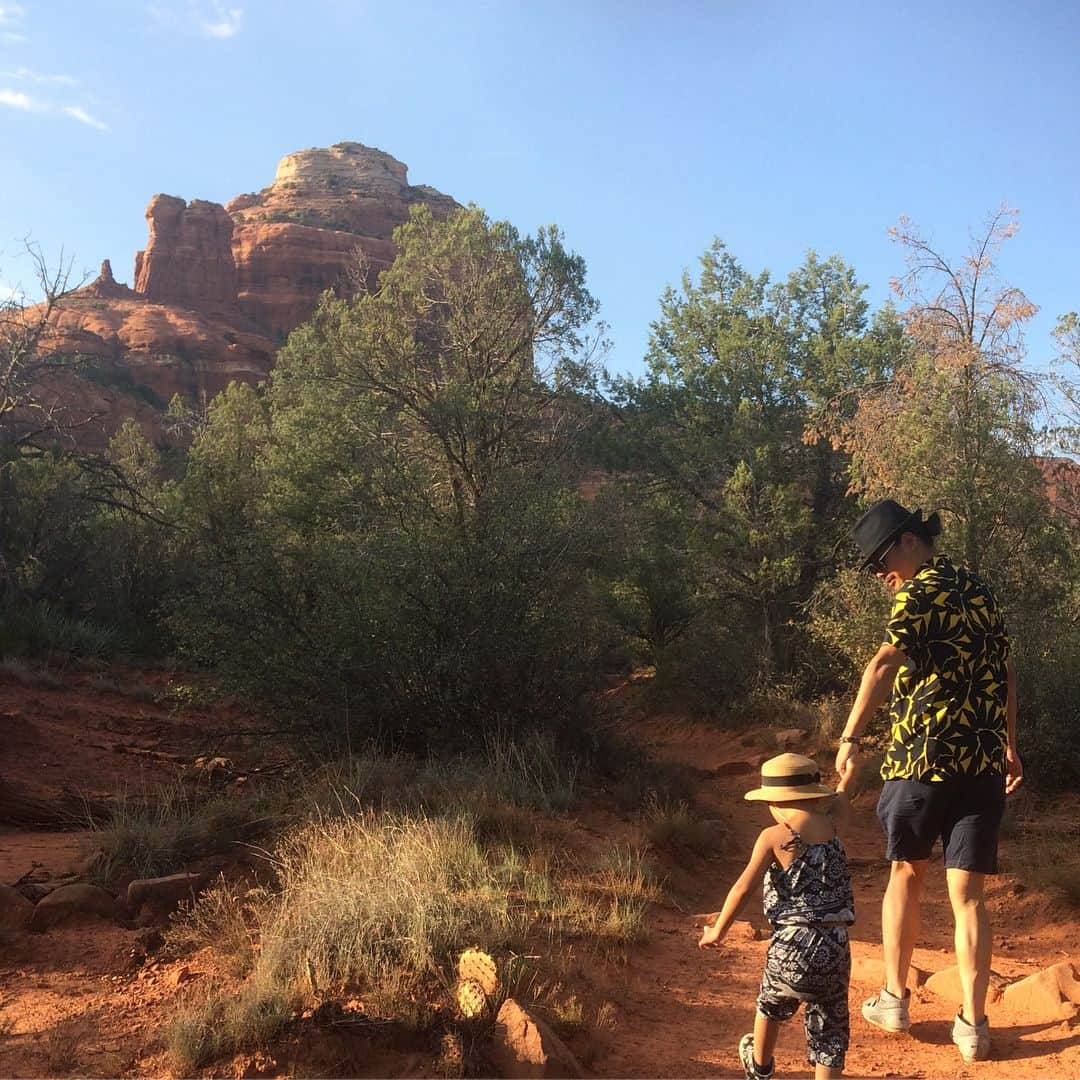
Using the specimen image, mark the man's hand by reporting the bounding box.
[836,753,856,791]
[834,740,859,781]
[1005,745,1023,795]
[698,921,723,949]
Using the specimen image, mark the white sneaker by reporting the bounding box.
[738,1033,774,1079]
[862,987,911,1032]
[952,1013,990,1062]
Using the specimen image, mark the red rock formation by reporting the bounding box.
[133,196,239,315]
[82,259,136,301]
[229,222,392,341]
[31,142,458,445]
[1037,456,1080,521]
[228,141,458,338]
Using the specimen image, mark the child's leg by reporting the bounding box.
[753,1010,780,1069]
[805,929,851,1078]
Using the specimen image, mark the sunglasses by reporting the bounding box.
[867,537,898,574]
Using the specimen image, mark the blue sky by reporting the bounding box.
[1,0,1078,381]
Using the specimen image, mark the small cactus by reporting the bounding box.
[455,977,487,1019]
[458,947,498,996]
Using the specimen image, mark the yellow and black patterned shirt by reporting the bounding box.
[881,555,1010,782]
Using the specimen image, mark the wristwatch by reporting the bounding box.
[839,735,862,746]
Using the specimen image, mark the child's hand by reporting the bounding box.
[837,755,856,788]
[698,921,723,949]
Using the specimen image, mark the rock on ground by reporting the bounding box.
[126,872,208,919]
[28,883,126,931]
[1001,961,1080,1020]
[773,729,808,751]
[0,883,34,932]
[925,965,1006,1006]
[851,955,931,989]
[491,997,584,1079]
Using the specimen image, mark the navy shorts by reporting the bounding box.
[876,773,1006,874]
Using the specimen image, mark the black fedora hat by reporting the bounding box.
[851,499,940,570]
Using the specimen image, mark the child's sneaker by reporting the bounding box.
[738,1033,774,1079]
[952,1012,990,1062]
[861,987,911,1032]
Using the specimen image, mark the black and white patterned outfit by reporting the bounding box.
[756,823,855,1069]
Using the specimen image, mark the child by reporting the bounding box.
[698,752,855,1080]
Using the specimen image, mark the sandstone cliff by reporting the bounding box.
[38,142,458,446]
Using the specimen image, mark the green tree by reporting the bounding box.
[606,242,896,691]
[175,206,608,750]
[816,209,1080,790]
[822,208,1046,580]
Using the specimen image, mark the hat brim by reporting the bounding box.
[857,509,923,570]
[744,783,836,803]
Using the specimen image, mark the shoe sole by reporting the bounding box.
[954,1042,990,1063]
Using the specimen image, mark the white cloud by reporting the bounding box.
[200,4,243,39]
[0,86,43,110]
[148,3,244,40]
[0,66,76,85]
[0,4,27,26]
[0,87,108,130]
[62,104,108,131]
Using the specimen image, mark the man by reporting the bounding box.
[835,499,1022,1063]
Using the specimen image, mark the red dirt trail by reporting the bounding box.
[596,715,1080,1079]
[0,671,1077,1078]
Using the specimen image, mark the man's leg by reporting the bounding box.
[883,858,929,998]
[946,868,991,1025]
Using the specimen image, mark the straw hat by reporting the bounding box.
[743,753,835,802]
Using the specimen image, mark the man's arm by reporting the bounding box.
[834,642,906,777]
[1005,657,1022,794]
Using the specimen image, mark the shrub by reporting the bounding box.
[166,976,295,1073]
[1015,623,1080,793]
[0,601,118,659]
[641,792,717,856]
[165,877,261,977]
[256,812,524,1004]
[91,783,286,879]
[171,207,608,754]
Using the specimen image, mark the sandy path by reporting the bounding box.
[598,716,1080,1079]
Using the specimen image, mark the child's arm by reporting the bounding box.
[697,828,776,948]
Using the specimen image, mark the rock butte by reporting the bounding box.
[36,141,459,447]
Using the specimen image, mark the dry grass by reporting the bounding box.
[166,799,659,1068]
[43,1020,84,1075]
[166,976,295,1074]
[258,811,523,1005]
[164,877,262,977]
[86,671,158,701]
[0,657,65,689]
[90,781,287,879]
[556,844,659,947]
[641,791,719,856]
[1002,794,1080,908]
[156,735,668,1070]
